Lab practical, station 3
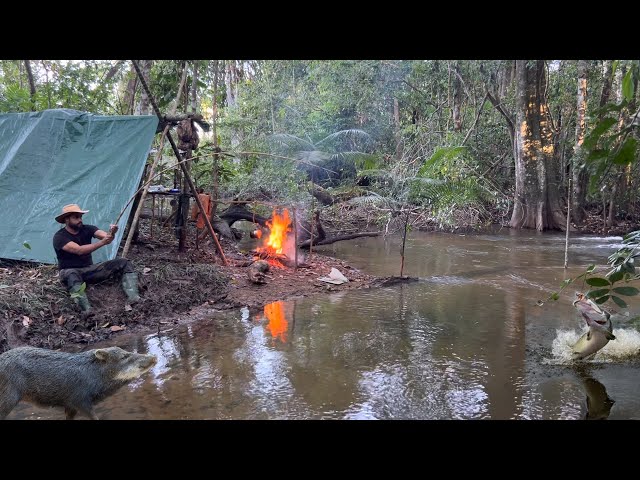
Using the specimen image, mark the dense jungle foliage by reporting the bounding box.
[2,60,638,234]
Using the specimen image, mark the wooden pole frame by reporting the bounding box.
[131,60,228,265]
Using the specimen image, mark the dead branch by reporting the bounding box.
[298,231,380,249]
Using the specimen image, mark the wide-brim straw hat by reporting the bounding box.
[55,204,89,223]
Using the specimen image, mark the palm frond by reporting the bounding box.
[296,150,331,165]
[329,151,379,169]
[316,129,371,147]
[409,177,490,207]
[417,146,467,176]
[269,133,315,152]
[357,168,393,178]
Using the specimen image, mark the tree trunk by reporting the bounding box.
[23,60,36,111]
[393,97,403,160]
[124,64,137,115]
[452,62,463,132]
[190,60,198,114]
[211,60,220,220]
[606,178,619,228]
[178,149,192,251]
[572,60,589,224]
[599,60,614,110]
[136,60,153,115]
[510,60,565,231]
[226,61,243,163]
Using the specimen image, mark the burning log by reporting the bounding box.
[218,205,329,248]
[248,260,270,284]
[252,250,297,268]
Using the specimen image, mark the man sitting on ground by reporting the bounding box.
[52,204,141,313]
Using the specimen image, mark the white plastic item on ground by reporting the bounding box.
[317,267,349,285]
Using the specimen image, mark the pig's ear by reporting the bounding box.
[94,349,108,361]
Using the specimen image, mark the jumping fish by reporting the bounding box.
[571,293,615,361]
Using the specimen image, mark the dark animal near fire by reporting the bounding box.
[0,346,157,420]
[248,260,270,284]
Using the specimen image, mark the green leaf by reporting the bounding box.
[591,102,626,117]
[623,230,640,242]
[612,137,637,165]
[583,117,616,150]
[418,146,467,176]
[560,278,572,288]
[611,295,628,308]
[594,295,610,304]
[586,149,608,162]
[622,69,634,101]
[607,269,625,283]
[611,60,619,78]
[587,288,610,299]
[612,286,640,296]
[586,264,596,273]
[550,292,559,301]
[22,242,31,250]
[586,277,611,286]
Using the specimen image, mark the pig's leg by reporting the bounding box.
[0,384,21,420]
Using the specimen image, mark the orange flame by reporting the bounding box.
[264,301,288,342]
[258,209,292,255]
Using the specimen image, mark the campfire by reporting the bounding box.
[254,209,296,268]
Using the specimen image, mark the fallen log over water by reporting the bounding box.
[298,231,381,249]
[220,204,269,227]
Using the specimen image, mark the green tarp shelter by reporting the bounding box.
[0,109,158,265]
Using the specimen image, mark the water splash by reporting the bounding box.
[548,327,640,364]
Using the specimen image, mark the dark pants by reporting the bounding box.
[59,258,135,291]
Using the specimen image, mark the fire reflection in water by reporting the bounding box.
[264,301,289,343]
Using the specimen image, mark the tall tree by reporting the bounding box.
[572,60,589,223]
[225,60,243,162]
[510,60,565,230]
[136,60,153,115]
[123,64,137,115]
[23,60,36,111]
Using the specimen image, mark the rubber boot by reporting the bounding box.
[70,284,91,313]
[121,272,141,303]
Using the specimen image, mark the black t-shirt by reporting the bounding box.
[52,224,99,269]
